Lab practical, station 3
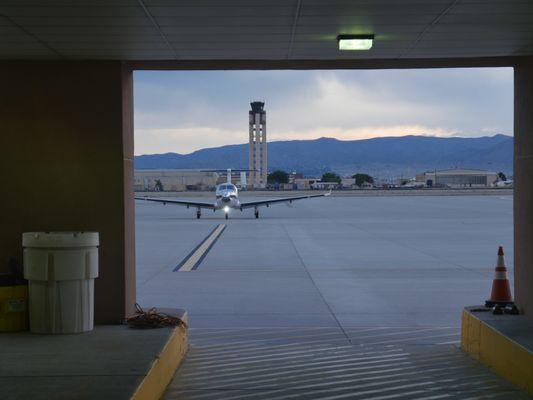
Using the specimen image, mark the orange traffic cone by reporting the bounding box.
[485,246,514,307]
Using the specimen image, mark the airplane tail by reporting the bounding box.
[225,168,254,184]
[200,169,256,186]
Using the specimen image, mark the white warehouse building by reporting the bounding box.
[134,170,218,192]
[416,169,499,188]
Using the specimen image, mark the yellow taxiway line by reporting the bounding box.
[176,224,226,272]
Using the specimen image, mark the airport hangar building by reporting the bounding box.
[416,168,499,188]
[1,1,533,396]
[134,169,219,192]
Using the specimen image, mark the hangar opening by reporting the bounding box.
[127,67,531,399]
[133,68,514,329]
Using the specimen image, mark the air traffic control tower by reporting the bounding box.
[248,101,267,188]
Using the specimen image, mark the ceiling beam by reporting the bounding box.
[0,13,64,59]
[137,0,179,60]
[287,0,303,59]
[126,56,521,71]
[399,0,461,58]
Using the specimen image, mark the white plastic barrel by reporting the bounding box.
[22,232,99,334]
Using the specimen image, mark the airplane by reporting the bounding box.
[135,169,331,219]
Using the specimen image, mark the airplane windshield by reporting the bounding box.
[220,184,236,191]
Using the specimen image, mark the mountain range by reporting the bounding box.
[134,134,513,178]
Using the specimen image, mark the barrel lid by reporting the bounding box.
[22,232,99,248]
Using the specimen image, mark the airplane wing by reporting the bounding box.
[240,191,331,209]
[135,196,215,209]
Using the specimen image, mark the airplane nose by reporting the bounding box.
[222,196,231,203]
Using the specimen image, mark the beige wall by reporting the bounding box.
[134,170,218,191]
[514,60,533,317]
[0,61,135,324]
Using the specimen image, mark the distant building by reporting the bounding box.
[134,170,218,191]
[288,172,304,184]
[416,168,498,188]
[311,181,339,190]
[294,178,321,190]
[248,101,267,188]
[341,178,356,189]
[279,183,294,191]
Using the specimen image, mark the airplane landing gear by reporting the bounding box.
[225,213,229,220]
[254,207,259,219]
[196,208,201,219]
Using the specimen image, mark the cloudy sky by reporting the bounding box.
[134,68,513,155]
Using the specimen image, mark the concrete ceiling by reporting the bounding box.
[1,0,533,61]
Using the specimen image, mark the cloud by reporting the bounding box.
[136,124,457,155]
[134,68,513,155]
[270,125,457,142]
[135,127,247,155]
[268,72,447,133]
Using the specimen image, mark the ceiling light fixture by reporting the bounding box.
[337,34,374,51]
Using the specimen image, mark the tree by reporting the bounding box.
[352,173,374,186]
[321,172,341,183]
[267,170,289,184]
[497,172,507,181]
[154,179,164,192]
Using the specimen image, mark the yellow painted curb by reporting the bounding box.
[461,309,533,395]
[130,324,188,400]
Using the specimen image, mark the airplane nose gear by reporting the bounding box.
[225,212,229,220]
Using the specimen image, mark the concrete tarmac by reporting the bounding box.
[136,194,531,399]
[137,194,513,329]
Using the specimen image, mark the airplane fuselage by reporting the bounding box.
[214,183,241,210]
